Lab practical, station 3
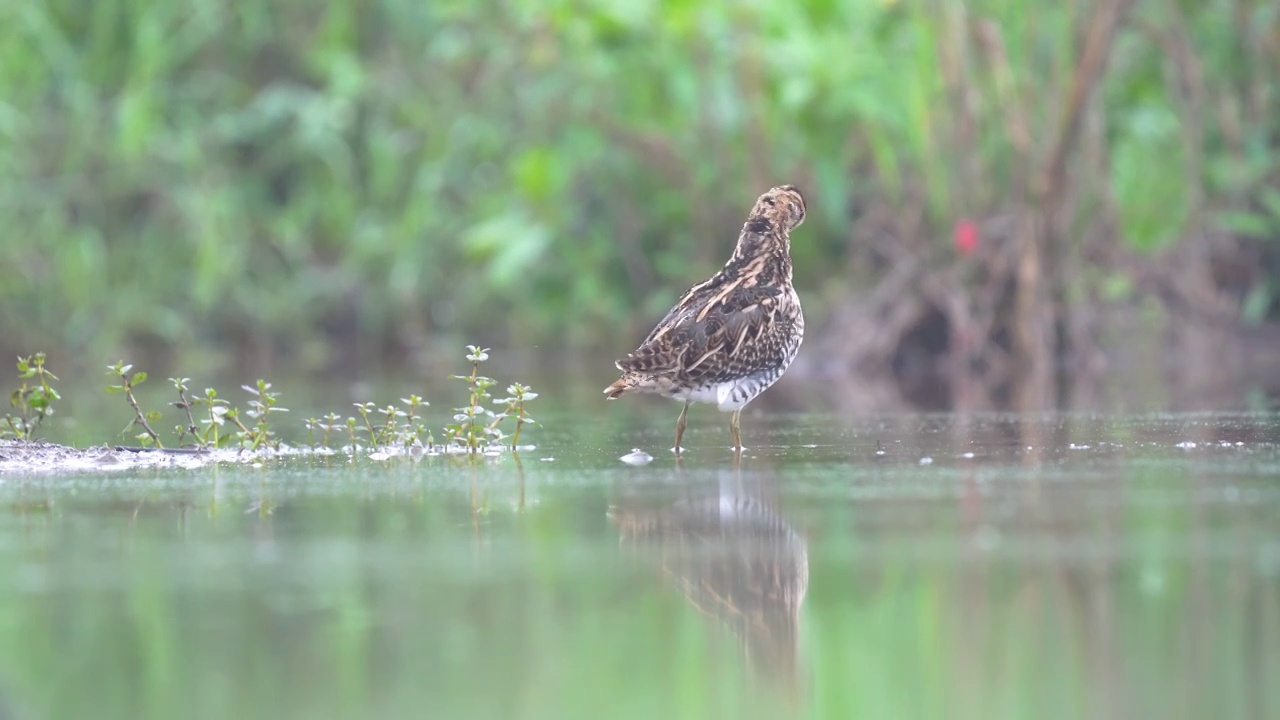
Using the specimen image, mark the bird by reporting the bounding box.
[603,184,806,453]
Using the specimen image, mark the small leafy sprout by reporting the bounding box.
[354,402,379,449]
[5,346,540,462]
[192,388,230,447]
[345,417,360,454]
[321,412,342,449]
[3,353,60,442]
[379,404,406,446]
[241,380,289,451]
[304,418,319,450]
[224,406,254,448]
[401,394,430,449]
[491,383,539,449]
[170,377,204,448]
[106,361,163,448]
[445,345,501,455]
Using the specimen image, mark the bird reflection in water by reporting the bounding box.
[609,470,809,694]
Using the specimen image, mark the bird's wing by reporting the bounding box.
[616,279,787,383]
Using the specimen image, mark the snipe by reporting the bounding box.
[604,185,806,452]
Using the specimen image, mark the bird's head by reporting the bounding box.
[746,185,807,234]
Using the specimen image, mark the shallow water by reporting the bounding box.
[0,410,1278,720]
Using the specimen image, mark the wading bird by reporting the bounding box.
[604,185,806,453]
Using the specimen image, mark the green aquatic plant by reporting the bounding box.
[345,416,362,453]
[106,361,163,448]
[170,377,205,448]
[433,346,542,455]
[446,345,501,454]
[2,353,60,443]
[373,404,405,448]
[490,383,538,450]
[107,367,288,452]
[321,412,343,450]
[401,394,431,449]
[304,417,320,450]
[354,402,379,449]
[191,387,231,447]
[8,346,537,459]
[238,380,289,451]
[296,412,351,453]
[353,401,409,450]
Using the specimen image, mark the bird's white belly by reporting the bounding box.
[673,384,725,406]
[672,371,781,412]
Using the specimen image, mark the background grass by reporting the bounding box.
[1,0,1277,372]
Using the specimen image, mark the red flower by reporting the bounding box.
[953,218,979,255]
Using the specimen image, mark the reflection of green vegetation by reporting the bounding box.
[1,0,1277,362]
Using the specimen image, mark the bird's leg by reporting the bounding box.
[674,401,690,454]
[729,409,742,452]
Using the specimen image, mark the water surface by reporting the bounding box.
[1,410,1277,720]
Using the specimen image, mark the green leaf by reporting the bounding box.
[1260,187,1280,224]
[1111,103,1189,252]
[131,371,148,386]
[462,213,550,288]
[1241,282,1275,324]
[1219,211,1272,238]
[511,146,567,203]
[145,411,164,423]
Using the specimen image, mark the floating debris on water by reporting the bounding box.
[540,457,554,462]
[919,456,933,465]
[1177,441,1197,449]
[620,448,653,466]
[961,451,975,459]
[1068,443,1091,450]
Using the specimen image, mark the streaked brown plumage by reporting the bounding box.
[604,185,806,452]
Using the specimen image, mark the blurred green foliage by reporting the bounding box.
[0,0,1277,364]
